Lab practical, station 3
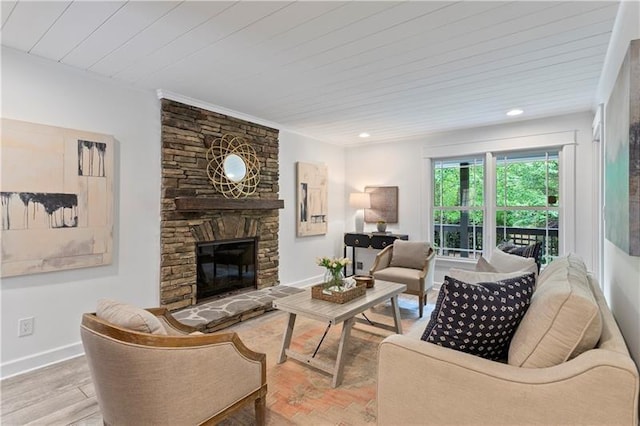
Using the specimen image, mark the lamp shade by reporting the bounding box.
[349,192,371,209]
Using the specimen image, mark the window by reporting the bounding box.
[495,151,560,266]
[432,157,484,259]
[432,150,562,265]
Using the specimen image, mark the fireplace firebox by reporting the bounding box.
[196,238,257,301]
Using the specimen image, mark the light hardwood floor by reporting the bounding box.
[1,356,102,425]
[1,292,434,425]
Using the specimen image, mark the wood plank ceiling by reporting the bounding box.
[1,1,620,145]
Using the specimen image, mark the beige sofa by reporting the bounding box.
[377,254,640,425]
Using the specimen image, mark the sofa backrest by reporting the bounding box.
[588,275,632,356]
[508,254,602,368]
[389,240,433,270]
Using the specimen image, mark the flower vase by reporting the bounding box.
[323,269,345,293]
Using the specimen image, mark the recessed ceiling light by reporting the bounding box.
[506,109,524,116]
[359,132,370,138]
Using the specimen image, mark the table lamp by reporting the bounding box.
[349,192,371,233]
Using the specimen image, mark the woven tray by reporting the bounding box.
[311,281,366,304]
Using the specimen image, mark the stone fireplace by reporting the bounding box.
[160,99,282,310]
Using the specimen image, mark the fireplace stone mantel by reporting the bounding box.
[174,197,284,212]
[160,99,281,310]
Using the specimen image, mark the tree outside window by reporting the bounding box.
[496,151,559,265]
[433,157,484,258]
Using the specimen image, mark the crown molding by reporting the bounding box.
[156,89,340,146]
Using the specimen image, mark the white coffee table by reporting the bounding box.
[272,280,406,387]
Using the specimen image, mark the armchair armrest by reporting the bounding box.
[370,245,393,274]
[377,335,639,425]
[419,247,436,283]
[147,307,199,335]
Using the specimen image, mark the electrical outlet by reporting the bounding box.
[356,262,363,270]
[18,317,34,337]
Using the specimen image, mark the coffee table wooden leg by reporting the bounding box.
[332,317,355,388]
[391,295,403,334]
[278,313,296,364]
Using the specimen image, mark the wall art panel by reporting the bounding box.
[296,162,327,237]
[1,119,114,276]
[364,186,398,224]
[605,39,640,256]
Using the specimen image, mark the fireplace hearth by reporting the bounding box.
[196,238,257,301]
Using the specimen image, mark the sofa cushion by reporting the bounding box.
[498,241,542,269]
[97,299,167,335]
[406,315,431,340]
[421,273,535,361]
[508,254,602,368]
[448,268,535,284]
[373,267,423,292]
[489,248,537,274]
[536,252,587,289]
[475,256,498,272]
[389,240,430,270]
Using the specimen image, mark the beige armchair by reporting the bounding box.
[80,305,267,425]
[369,240,436,317]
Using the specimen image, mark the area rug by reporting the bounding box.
[219,292,436,425]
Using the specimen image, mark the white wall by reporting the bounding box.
[278,131,346,287]
[0,48,161,378]
[596,0,640,366]
[344,139,426,274]
[345,111,596,283]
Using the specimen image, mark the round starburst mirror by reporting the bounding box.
[206,134,260,198]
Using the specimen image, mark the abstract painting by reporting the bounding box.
[296,162,327,237]
[605,38,640,256]
[364,186,398,224]
[1,119,114,276]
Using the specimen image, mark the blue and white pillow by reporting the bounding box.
[421,273,535,361]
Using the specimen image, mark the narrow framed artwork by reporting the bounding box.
[296,162,328,236]
[604,38,640,256]
[1,119,114,276]
[364,186,398,224]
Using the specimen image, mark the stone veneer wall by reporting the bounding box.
[161,99,280,310]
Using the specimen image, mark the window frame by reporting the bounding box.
[494,149,561,266]
[422,131,576,264]
[432,156,485,259]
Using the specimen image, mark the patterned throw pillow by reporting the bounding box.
[497,241,542,271]
[421,273,536,361]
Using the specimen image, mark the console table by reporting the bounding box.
[343,232,408,276]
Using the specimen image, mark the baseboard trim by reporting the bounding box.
[1,341,84,380]
[284,275,323,288]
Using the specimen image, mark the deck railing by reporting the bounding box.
[434,224,558,264]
